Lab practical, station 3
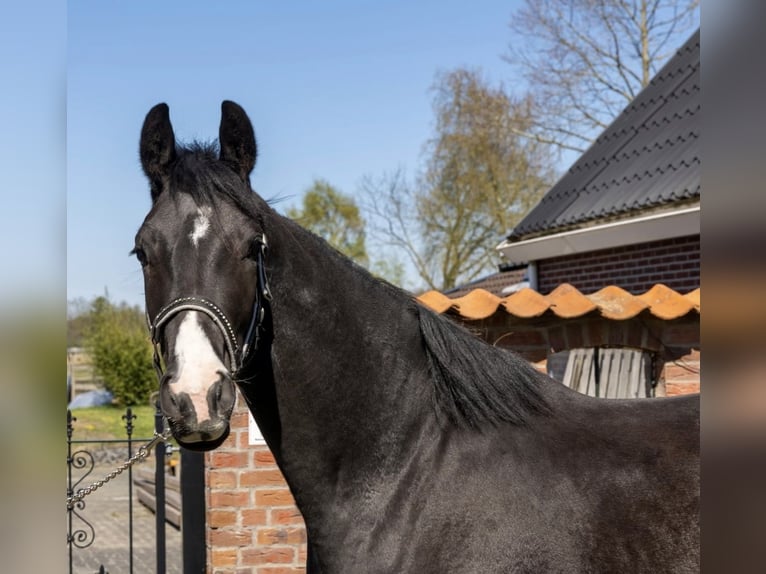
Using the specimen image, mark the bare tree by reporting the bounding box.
[362,69,554,292]
[360,168,427,290]
[506,0,700,154]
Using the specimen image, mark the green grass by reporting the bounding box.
[68,405,160,441]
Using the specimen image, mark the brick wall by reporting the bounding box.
[663,348,700,396]
[205,407,307,574]
[537,235,700,294]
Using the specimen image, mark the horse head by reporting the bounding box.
[135,101,269,451]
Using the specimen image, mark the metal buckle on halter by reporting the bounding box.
[254,233,272,301]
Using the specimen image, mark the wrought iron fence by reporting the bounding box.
[66,404,174,574]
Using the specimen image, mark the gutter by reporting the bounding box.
[496,205,700,264]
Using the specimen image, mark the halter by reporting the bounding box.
[148,233,272,380]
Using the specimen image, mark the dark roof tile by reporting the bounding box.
[443,267,528,298]
[509,30,700,240]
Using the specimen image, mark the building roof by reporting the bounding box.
[418,283,700,322]
[507,29,700,242]
[444,267,527,298]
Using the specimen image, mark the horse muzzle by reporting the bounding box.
[159,372,237,451]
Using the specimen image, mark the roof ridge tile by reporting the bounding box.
[417,284,700,322]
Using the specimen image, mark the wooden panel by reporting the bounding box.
[558,347,653,398]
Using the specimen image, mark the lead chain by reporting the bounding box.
[66,430,172,509]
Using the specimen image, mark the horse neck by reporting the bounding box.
[256,212,436,506]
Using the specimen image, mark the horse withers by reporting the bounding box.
[134,101,699,573]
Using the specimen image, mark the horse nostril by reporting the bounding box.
[160,388,179,419]
[207,373,236,418]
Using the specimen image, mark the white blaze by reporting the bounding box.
[174,312,229,420]
[190,206,212,247]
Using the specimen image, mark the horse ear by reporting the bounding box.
[140,103,176,201]
[219,100,257,180]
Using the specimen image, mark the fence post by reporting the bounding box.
[154,402,166,574]
[123,407,136,574]
[67,409,75,574]
[181,449,206,572]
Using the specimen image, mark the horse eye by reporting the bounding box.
[132,247,149,267]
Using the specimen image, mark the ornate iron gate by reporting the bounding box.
[66,405,175,574]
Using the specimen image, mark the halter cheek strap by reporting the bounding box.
[241,233,272,360]
[148,233,272,380]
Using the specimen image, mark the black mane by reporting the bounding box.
[417,305,551,428]
[169,140,263,220]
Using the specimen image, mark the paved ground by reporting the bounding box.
[68,460,182,574]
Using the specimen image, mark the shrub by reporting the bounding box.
[84,296,156,406]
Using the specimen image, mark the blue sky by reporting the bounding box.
[0,1,65,307]
[65,1,528,308]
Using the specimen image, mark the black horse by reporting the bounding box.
[135,101,699,573]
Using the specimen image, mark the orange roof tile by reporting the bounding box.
[546,284,598,318]
[589,285,649,320]
[417,290,455,315]
[686,288,700,312]
[637,284,695,320]
[500,288,550,318]
[450,288,501,320]
[417,283,699,321]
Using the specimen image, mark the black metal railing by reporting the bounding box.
[66,404,172,574]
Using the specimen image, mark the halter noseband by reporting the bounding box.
[148,233,272,380]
